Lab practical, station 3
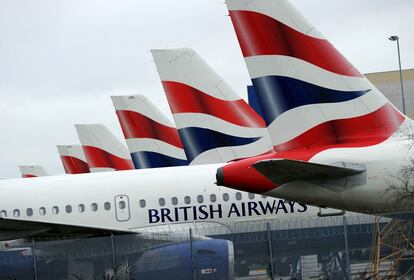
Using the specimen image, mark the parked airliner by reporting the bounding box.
[216,0,414,216]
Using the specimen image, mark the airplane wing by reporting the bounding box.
[0,217,133,241]
[252,159,366,185]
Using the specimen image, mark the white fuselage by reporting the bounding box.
[0,163,358,236]
[268,137,414,216]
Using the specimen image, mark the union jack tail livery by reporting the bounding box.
[19,165,48,178]
[226,0,405,152]
[57,145,91,174]
[152,48,273,165]
[111,95,188,169]
[75,124,134,172]
[216,0,413,215]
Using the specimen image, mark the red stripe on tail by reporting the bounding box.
[162,81,266,128]
[229,10,362,77]
[82,146,134,171]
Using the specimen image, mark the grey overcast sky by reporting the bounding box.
[0,0,413,178]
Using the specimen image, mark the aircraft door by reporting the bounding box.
[115,195,130,222]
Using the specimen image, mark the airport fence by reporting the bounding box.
[0,214,403,280]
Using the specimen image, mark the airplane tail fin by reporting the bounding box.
[151,48,273,165]
[226,0,406,152]
[111,95,188,169]
[75,124,134,172]
[19,165,48,178]
[57,145,90,174]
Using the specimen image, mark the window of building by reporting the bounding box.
[65,205,72,214]
[248,193,255,200]
[104,202,111,211]
[223,193,229,202]
[52,206,59,215]
[184,196,191,204]
[210,194,217,203]
[139,199,146,208]
[171,197,178,206]
[26,208,33,217]
[0,210,6,218]
[91,203,98,212]
[78,204,85,213]
[158,198,165,207]
[13,209,20,218]
[235,192,242,201]
[197,195,204,203]
[39,207,46,216]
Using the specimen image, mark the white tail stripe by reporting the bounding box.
[268,90,388,145]
[152,48,241,101]
[126,138,187,160]
[57,145,87,162]
[89,167,115,173]
[246,55,371,92]
[189,137,272,165]
[173,113,272,139]
[226,0,324,39]
[75,124,132,160]
[111,95,174,127]
[19,166,48,177]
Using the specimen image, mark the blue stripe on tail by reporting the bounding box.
[131,151,188,169]
[252,76,370,125]
[178,127,262,162]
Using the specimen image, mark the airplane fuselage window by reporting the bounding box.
[139,199,146,208]
[248,193,255,200]
[78,204,85,213]
[104,202,111,211]
[235,192,242,201]
[13,209,20,218]
[223,193,229,202]
[26,208,33,217]
[171,197,178,205]
[184,196,191,204]
[0,210,6,217]
[210,194,217,202]
[52,206,59,215]
[197,195,204,203]
[119,201,126,210]
[91,203,98,212]
[261,195,267,199]
[39,207,46,216]
[66,205,72,214]
[158,198,165,207]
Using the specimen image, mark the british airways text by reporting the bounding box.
[148,200,308,224]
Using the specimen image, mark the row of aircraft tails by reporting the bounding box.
[0,0,412,244]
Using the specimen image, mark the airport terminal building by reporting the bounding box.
[366,68,414,118]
